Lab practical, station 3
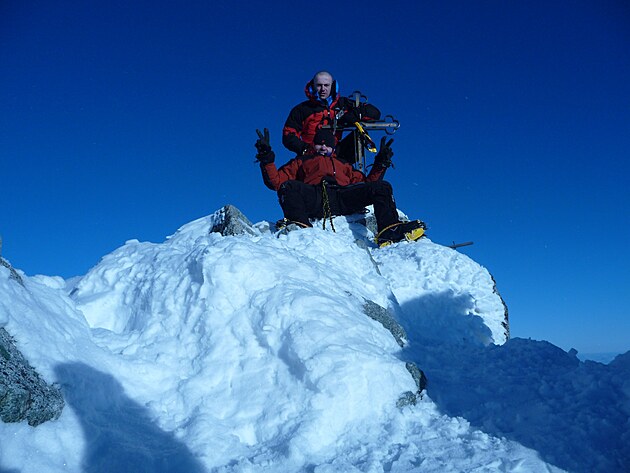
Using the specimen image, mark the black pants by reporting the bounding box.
[277,180,399,232]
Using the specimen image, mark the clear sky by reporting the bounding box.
[2,0,629,355]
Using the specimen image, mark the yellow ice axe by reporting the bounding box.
[354,122,378,153]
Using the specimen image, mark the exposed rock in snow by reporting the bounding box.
[0,256,24,286]
[209,204,258,237]
[0,327,64,426]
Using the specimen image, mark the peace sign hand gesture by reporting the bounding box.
[374,136,394,169]
[255,128,275,164]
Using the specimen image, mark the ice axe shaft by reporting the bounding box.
[448,241,474,249]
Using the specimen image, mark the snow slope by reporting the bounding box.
[1,209,628,472]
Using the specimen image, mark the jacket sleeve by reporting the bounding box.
[260,159,301,191]
[365,163,387,182]
[361,102,381,121]
[348,168,367,184]
[342,159,387,184]
[339,97,381,121]
[282,105,308,154]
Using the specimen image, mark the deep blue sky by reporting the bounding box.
[2,1,629,355]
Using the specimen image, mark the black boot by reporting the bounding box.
[375,220,426,247]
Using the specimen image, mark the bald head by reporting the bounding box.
[313,71,333,82]
[312,71,334,100]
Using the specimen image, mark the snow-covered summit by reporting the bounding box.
[1,207,628,472]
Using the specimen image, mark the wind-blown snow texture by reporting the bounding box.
[1,208,628,472]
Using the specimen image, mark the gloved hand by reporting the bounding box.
[337,104,366,127]
[255,128,275,164]
[374,136,394,169]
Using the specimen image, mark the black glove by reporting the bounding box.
[338,109,360,127]
[337,103,367,127]
[374,137,394,169]
[255,128,275,164]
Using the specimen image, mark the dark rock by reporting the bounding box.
[0,328,64,426]
[361,300,428,407]
[396,391,418,407]
[489,272,510,340]
[406,361,428,393]
[362,300,407,347]
[0,257,24,286]
[210,205,257,237]
[397,363,428,407]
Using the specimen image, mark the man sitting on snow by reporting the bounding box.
[254,127,425,246]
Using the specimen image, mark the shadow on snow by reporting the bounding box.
[398,292,630,473]
[54,363,206,473]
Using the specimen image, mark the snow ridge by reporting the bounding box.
[0,209,627,472]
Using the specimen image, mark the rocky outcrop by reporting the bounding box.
[0,256,24,286]
[397,362,429,407]
[210,205,257,237]
[363,300,407,347]
[362,300,427,405]
[0,329,64,426]
[489,273,510,340]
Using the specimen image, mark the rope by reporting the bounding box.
[321,180,336,232]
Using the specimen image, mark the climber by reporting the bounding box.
[282,70,381,162]
[255,127,425,246]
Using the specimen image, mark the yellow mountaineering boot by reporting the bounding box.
[375,220,427,248]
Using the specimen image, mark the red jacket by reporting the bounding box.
[261,151,387,191]
[282,80,380,155]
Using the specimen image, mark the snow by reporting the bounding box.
[1,209,628,472]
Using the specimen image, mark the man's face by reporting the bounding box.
[313,73,333,100]
[314,143,334,156]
